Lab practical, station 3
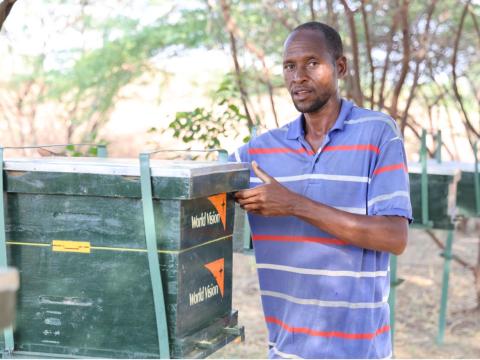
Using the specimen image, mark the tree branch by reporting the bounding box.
[391,0,411,130]
[425,229,475,272]
[309,0,315,21]
[451,0,479,143]
[339,0,363,106]
[0,0,17,30]
[378,1,400,109]
[219,0,254,129]
[220,0,279,127]
[359,0,375,109]
[400,0,437,134]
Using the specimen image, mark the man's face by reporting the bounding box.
[283,30,346,114]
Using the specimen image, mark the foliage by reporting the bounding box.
[1,0,479,154]
[168,75,249,149]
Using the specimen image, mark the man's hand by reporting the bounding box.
[235,161,299,216]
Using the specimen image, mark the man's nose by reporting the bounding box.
[292,66,307,82]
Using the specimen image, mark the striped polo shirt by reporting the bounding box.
[230,99,412,359]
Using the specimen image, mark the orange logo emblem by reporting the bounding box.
[207,193,227,230]
[204,258,225,297]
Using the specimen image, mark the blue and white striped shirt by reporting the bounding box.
[231,99,412,359]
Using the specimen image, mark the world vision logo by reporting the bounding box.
[207,193,227,230]
[188,258,225,306]
[204,258,225,297]
[191,193,227,230]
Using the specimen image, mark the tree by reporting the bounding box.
[0,0,16,30]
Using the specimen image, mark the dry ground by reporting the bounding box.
[211,227,480,359]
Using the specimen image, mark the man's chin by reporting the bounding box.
[293,100,327,114]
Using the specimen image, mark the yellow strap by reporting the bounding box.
[6,234,232,255]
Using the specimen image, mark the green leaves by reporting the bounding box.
[168,75,248,149]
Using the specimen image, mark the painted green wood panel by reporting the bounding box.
[4,170,249,200]
[409,172,454,229]
[456,172,477,218]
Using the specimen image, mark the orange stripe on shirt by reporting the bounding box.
[265,316,390,340]
[373,163,407,175]
[323,144,380,154]
[252,234,347,246]
[248,147,315,155]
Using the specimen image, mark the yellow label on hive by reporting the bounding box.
[52,240,91,254]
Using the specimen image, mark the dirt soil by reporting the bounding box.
[211,227,480,359]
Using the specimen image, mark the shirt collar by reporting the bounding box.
[286,99,354,140]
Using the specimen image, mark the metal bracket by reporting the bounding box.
[439,252,453,260]
[139,153,170,359]
[224,326,245,342]
[390,278,405,287]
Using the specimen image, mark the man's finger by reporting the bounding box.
[236,194,261,206]
[235,187,261,200]
[252,161,274,184]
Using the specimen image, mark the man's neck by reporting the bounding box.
[303,96,342,150]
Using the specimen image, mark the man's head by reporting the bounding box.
[283,22,347,114]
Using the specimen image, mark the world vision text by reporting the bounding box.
[191,211,221,229]
[189,283,220,306]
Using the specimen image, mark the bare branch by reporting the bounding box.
[451,0,480,143]
[378,2,400,109]
[309,0,315,21]
[390,0,411,128]
[339,0,363,106]
[263,0,294,31]
[219,0,254,129]
[220,0,279,127]
[359,0,375,109]
[0,0,17,30]
[400,0,437,134]
[425,230,475,271]
[469,7,480,43]
[325,0,339,28]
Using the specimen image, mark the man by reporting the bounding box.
[231,22,412,359]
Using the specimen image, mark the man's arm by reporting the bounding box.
[235,161,408,255]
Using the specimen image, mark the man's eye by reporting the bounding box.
[308,61,318,67]
[284,64,295,71]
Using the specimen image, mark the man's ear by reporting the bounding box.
[336,55,347,78]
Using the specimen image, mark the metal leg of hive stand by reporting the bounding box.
[140,153,170,359]
[437,229,454,345]
[242,212,251,251]
[388,254,403,355]
[97,144,108,158]
[0,148,15,356]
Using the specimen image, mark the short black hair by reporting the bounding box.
[292,22,343,60]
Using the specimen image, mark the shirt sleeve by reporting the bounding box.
[228,142,251,163]
[367,136,413,222]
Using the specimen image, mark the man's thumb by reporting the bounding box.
[252,161,273,184]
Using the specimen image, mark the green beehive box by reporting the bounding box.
[0,157,249,358]
[408,161,459,230]
[445,161,479,218]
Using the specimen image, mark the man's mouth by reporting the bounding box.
[292,88,312,100]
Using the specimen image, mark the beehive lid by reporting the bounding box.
[3,157,250,199]
[3,157,247,177]
[407,160,462,176]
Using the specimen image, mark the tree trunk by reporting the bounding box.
[0,0,16,30]
[339,0,363,107]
